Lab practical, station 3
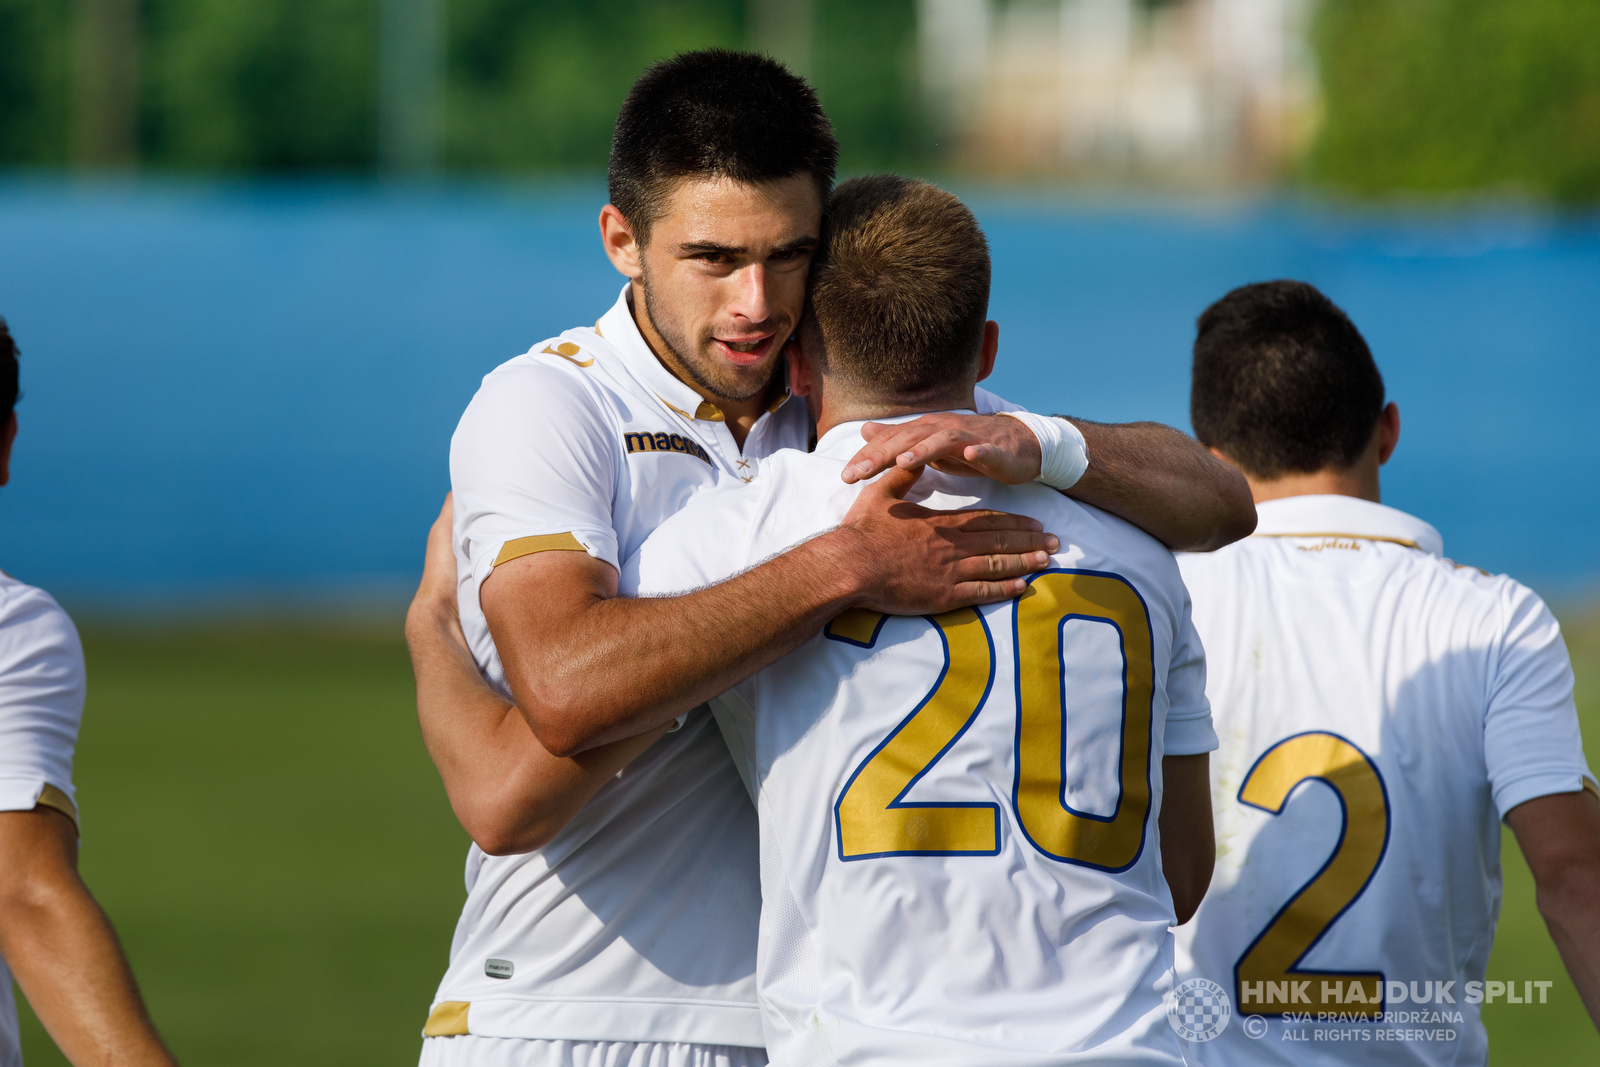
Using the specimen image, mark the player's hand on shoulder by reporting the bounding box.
[842,413,1043,486]
[830,467,1058,613]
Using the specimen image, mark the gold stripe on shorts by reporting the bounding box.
[423,1001,470,1037]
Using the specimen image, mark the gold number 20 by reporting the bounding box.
[832,570,1156,871]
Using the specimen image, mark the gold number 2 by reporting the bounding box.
[1234,731,1391,1018]
[830,569,1156,871]
[833,607,1000,859]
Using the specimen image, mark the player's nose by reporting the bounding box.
[728,263,772,326]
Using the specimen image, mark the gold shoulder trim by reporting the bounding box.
[37,783,78,827]
[423,1001,470,1037]
[541,342,594,368]
[494,532,589,567]
[1253,532,1420,550]
[1584,777,1599,801]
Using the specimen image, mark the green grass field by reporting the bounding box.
[16,610,1600,1065]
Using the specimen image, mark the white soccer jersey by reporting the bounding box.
[0,571,86,1067]
[1172,495,1595,1066]
[439,285,1021,1047]
[621,414,1218,1067]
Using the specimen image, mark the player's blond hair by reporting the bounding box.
[807,175,990,396]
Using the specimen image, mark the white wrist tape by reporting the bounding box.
[999,410,1089,490]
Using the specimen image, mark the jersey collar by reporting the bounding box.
[593,283,791,424]
[814,409,979,460]
[1252,495,1444,557]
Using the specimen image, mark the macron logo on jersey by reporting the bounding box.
[625,431,712,466]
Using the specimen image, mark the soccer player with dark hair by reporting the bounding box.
[1173,280,1600,1061]
[408,49,1250,1067]
[0,318,179,1067]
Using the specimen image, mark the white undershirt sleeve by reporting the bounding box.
[1484,581,1594,817]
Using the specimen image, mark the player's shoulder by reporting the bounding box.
[0,572,83,668]
[457,329,625,439]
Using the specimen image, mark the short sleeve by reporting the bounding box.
[1483,582,1593,817]
[974,386,1024,414]
[0,583,84,821]
[1164,595,1217,757]
[450,357,622,578]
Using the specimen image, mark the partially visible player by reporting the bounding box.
[1173,281,1600,1064]
[0,317,178,1067]
[621,176,1218,1065]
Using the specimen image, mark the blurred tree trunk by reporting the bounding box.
[72,0,139,168]
[380,0,443,174]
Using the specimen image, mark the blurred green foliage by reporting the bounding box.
[0,0,72,164]
[0,0,922,175]
[1309,0,1600,203]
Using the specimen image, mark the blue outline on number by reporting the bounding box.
[833,612,1001,861]
[1008,568,1154,873]
[823,612,890,649]
[1231,730,1391,1019]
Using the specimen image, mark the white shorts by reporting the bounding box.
[418,1037,767,1067]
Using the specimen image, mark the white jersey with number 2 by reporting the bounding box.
[622,414,1218,1067]
[1173,494,1595,1066]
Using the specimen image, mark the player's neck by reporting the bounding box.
[1243,464,1382,506]
[815,389,976,439]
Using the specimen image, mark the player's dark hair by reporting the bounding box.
[608,49,838,243]
[807,175,990,397]
[1191,281,1385,480]
[0,317,18,414]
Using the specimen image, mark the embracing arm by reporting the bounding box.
[408,498,667,855]
[843,413,1255,553]
[488,468,1055,757]
[1506,789,1600,1028]
[0,807,177,1067]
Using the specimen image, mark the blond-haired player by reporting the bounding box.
[1173,280,1600,1064]
[622,175,1219,1065]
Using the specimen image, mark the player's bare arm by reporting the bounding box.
[407,496,670,855]
[1505,789,1600,1028]
[485,466,1057,758]
[1158,753,1215,925]
[842,409,1255,553]
[0,807,177,1067]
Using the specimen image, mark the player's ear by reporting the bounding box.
[785,335,814,397]
[1376,402,1400,466]
[599,204,643,279]
[0,411,16,487]
[976,320,999,383]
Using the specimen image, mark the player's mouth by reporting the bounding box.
[713,333,778,367]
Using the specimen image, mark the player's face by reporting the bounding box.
[633,175,821,403]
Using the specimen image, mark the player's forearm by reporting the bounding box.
[1064,419,1255,552]
[1533,864,1600,1028]
[502,533,863,757]
[408,593,665,853]
[0,864,175,1065]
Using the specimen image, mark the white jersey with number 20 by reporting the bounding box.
[623,414,1218,1067]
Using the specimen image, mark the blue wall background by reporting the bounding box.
[1,180,1596,608]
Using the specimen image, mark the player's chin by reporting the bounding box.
[701,349,783,397]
